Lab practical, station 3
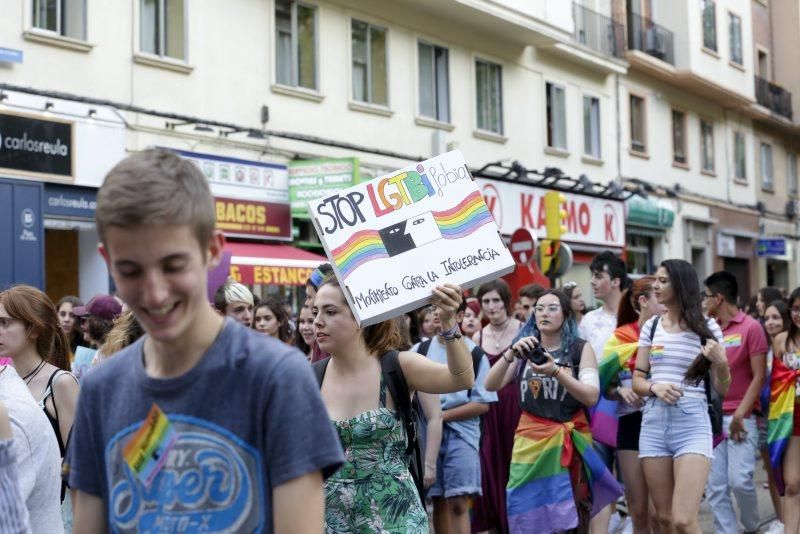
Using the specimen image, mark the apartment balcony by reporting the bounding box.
[755,76,793,121]
[627,12,674,65]
[572,3,624,59]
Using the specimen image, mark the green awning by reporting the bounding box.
[626,196,675,229]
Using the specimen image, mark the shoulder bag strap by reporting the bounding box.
[312,358,330,388]
[380,350,415,454]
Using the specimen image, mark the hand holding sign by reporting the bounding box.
[431,284,463,330]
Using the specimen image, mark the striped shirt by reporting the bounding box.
[639,316,724,399]
[0,438,30,533]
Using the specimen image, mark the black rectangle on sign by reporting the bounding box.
[0,112,72,178]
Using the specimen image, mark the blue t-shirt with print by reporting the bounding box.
[413,337,497,450]
[66,318,344,533]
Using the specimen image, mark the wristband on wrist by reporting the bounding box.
[648,383,656,396]
[550,365,561,378]
[503,350,515,364]
[440,323,462,341]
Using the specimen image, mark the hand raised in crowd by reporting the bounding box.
[431,284,463,329]
[617,387,644,408]
[700,339,727,366]
[651,382,683,404]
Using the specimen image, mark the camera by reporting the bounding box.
[523,344,549,366]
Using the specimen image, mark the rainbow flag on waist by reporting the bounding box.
[599,323,640,392]
[768,357,799,495]
[506,412,622,533]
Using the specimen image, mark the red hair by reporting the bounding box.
[617,276,656,326]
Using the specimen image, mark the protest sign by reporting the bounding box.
[72,345,97,382]
[309,150,514,327]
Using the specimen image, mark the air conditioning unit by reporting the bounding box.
[787,200,800,219]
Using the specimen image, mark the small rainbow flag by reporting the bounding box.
[331,229,389,279]
[599,323,640,393]
[768,357,799,495]
[722,333,742,348]
[507,412,622,533]
[432,191,493,239]
[123,404,178,488]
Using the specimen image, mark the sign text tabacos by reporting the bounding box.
[477,179,625,247]
[214,197,291,240]
[310,151,514,327]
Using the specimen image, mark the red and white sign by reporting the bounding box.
[475,179,625,248]
[510,227,536,266]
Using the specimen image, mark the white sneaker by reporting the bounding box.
[764,520,785,534]
[618,515,633,534]
[608,512,622,534]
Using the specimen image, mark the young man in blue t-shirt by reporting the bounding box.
[414,300,497,534]
[65,149,344,533]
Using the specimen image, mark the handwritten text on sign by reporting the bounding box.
[310,151,514,327]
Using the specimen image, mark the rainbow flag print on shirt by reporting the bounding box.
[767,357,799,495]
[331,229,390,279]
[123,404,179,489]
[649,345,665,360]
[432,191,494,239]
[723,334,742,348]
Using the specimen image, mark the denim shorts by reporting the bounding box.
[428,426,482,499]
[639,396,713,460]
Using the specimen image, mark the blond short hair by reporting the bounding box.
[95,149,216,250]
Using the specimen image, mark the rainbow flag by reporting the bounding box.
[123,405,178,488]
[507,412,622,533]
[767,357,799,495]
[331,229,389,279]
[432,191,493,239]
[599,323,640,392]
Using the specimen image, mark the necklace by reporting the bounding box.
[22,359,46,385]
[488,317,513,350]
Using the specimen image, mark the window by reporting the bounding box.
[140,0,185,60]
[734,132,746,181]
[788,153,798,197]
[761,142,774,190]
[33,0,86,40]
[546,82,567,150]
[475,60,503,134]
[629,94,646,153]
[672,110,687,164]
[700,119,715,173]
[757,49,769,78]
[729,13,742,65]
[418,42,450,122]
[702,0,717,51]
[583,96,600,159]
[276,0,317,90]
[351,20,387,106]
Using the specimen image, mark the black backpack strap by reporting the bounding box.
[312,357,331,387]
[380,351,415,452]
[417,339,432,356]
[649,316,660,342]
[468,345,486,399]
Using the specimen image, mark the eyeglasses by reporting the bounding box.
[534,304,562,314]
[562,281,577,290]
[791,308,800,316]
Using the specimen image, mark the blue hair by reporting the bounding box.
[513,289,578,354]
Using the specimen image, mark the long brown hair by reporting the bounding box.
[617,276,656,326]
[0,285,70,371]
[317,276,402,355]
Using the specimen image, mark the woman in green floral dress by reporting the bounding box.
[311,276,475,533]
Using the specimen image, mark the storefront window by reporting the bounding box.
[625,233,653,275]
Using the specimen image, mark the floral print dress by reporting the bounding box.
[324,377,428,533]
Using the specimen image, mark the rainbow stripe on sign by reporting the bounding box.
[332,229,389,279]
[123,404,178,488]
[433,191,493,239]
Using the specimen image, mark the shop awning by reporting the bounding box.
[625,196,675,230]
[226,242,327,286]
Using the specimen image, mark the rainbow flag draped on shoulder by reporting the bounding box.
[506,412,623,533]
[768,357,799,495]
[599,323,640,392]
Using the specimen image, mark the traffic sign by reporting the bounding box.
[510,227,536,266]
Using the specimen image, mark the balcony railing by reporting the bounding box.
[755,76,793,120]
[572,3,624,59]
[627,12,674,65]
